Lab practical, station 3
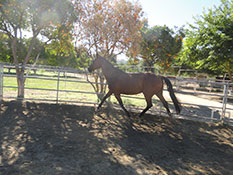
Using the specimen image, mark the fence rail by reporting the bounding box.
[0,64,233,125]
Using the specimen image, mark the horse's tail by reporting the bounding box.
[162,76,181,114]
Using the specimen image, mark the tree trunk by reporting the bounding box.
[227,67,233,83]
[16,67,25,100]
[95,73,106,101]
[144,60,154,73]
[226,61,233,92]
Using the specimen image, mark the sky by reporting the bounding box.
[137,0,222,28]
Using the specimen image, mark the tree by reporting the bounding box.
[44,44,91,70]
[180,0,233,82]
[74,0,145,99]
[140,25,184,73]
[0,32,12,63]
[0,0,77,99]
[74,0,144,58]
[74,46,92,70]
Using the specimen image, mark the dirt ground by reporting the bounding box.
[0,101,233,175]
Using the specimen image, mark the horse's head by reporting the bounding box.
[88,55,104,72]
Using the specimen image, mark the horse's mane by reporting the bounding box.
[99,56,126,74]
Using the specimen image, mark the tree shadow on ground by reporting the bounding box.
[0,101,138,175]
[95,107,233,175]
[0,101,233,175]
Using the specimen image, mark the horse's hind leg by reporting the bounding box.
[139,94,153,118]
[114,93,130,117]
[156,90,171,116]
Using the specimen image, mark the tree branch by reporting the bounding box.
[23,29,41,65]
[25,53,40,78]
[11,37,18,65]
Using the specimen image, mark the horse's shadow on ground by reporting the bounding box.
[96,106,233,175]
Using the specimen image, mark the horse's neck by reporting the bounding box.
[101,60,127,80]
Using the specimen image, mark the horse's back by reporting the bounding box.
[107,72,144,94]
[107,72,163,95]
[143,73,162,83]
[142,73,163,95]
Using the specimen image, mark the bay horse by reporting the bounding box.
[88,55,181,117]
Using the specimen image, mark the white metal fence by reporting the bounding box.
[0,64,233,125]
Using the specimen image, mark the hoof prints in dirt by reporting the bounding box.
[0,101,233,175]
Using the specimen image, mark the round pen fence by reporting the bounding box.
[0,64,232,125]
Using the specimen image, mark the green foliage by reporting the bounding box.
[140,25,184,72]
[180,0,233,77]
[44,44,91,70]
[74,47,92,70]
[0,0,78,65]
[0,32,12,63]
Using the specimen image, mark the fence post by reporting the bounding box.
[56,69,60,103]
[221,83,229,121]
[0,64,3,101]
[176,79,180,91]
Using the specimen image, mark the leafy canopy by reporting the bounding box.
[180,0,233,78]
[74,0,144,60]
[140,25,184,72]
[0,0,78,65]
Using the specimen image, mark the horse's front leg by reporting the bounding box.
[114,93,130,117]
[97,90,113,110]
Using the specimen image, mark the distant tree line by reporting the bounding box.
[0,0,232,99]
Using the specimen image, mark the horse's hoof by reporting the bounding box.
[95,108,101,114]
[168,113,173,117]
[126,114,131,118]
[124,111,131,118]
[136,117,145,124]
